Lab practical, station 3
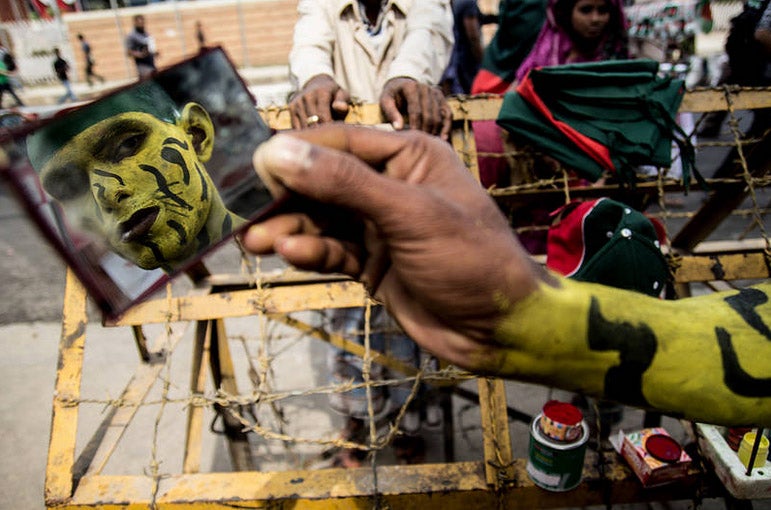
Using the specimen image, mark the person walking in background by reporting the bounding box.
[53,48,77,105]
[195,21,206,50]
[442,0,485,95]
[126,14,158,80]
[77,33,106,87]
[0,42,24,109]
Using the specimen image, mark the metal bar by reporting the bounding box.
[105,280,369,326]
[477,378,515,488]
[452,385,533,424]
[209,318,256,471]
[270,313,418,377]
[182,320,212,474]
[451,118,480,180]
[259,89,771,131]
[672,252,770,283]
[131,325,151,362]
[45,269,88,506]
[66,457,710,509]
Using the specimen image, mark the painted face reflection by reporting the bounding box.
[571,0,611,41]
[39,111,213,270]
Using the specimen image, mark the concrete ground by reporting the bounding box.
[1,65,770,509]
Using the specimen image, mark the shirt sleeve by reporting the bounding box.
[288,0,338,92]
[385,0,455,85]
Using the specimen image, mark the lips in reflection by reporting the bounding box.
[119,206,160,243]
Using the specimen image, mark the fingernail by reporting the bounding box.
[260,135,313,175]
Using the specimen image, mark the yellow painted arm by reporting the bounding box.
[494,276,771,427]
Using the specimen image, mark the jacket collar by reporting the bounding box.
[335,0,409,19]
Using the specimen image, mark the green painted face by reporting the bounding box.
[39,110,215,270]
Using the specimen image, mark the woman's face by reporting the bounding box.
[571,0,611,41]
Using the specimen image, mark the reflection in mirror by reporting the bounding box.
[0,48,274,317]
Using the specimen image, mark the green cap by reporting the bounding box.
[27,80,178,171]
[546,198,669,297]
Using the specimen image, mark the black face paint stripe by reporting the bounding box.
[195,226,210,251]
[716,327,771,397]
[166,219,188,246]
[195,163,209,202]
[587,296,656,407]
[161,146,190,185]
[139,164,193,211]
[92,168,124,185]
[92,183,107,202]
[222,214,232,236]
[163,137,189,150]
[138,238,166,263]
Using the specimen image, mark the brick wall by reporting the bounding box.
[62,0,297,82]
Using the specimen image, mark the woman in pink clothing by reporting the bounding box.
[472,0,630,192]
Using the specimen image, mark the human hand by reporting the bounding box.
[288,75,351,129]
[379,77,452,141]
[244,124,541,371]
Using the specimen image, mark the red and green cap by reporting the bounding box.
[546,198,669,297]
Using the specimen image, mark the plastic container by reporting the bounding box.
[738,431,770,470]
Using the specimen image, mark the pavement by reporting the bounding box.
[0,65,769,509]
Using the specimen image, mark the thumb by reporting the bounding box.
[253,132,404,221]
[332,88,351,114]
[379,93,404,130]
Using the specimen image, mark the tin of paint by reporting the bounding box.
[526,413,589,491]
[540,400,584,442]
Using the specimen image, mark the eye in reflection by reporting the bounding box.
[110,132,146,163]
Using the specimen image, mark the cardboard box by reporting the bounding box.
[618,427,692,487]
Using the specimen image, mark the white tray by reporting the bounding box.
[696,423,771,500]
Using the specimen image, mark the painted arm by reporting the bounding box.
[245,124,771,427]
[495,277,771,426]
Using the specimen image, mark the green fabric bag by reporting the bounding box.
[497,59,702,188]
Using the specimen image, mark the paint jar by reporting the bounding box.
[539,400,584,442]
[737,431,769,470]
[526,409,589,491]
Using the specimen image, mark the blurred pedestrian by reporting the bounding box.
[195,21,206,50]
[442,0,485,95]
[0,42,24,108]
[53,48,77,104]
[77,33,106,87]
[126,14,158,79]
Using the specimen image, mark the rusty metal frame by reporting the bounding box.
[46,89,771,509]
